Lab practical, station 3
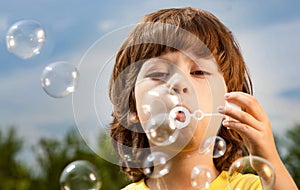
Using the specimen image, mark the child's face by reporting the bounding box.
[134,51,226,151]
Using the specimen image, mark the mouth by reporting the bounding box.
[175,110,186,122]
[169,106,191,129]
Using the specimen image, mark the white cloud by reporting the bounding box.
[0,65,74,136]
[235,18,300,133]
[0,14,8,37]
[97,19,117,32]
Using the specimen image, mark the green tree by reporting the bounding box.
[0,127,31,189]
[31,127,129,190]
[280,124,300,188]
[30,137,69,190]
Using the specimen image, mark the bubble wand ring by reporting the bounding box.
[169,106,223,129]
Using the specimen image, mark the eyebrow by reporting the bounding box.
[143,53,218,72]
[140,58,171,74]
[143,57,170,65]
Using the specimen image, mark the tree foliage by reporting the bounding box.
[277,123,300,188]
[0,126,129,190]
[1,124,300,189]
[0,127,31,189]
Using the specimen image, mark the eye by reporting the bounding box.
[190,70,209,78]
[190,70,205,75]
[146,72,169,80]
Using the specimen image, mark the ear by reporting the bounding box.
[127,112,139,124]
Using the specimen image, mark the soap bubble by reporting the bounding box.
[137,77,182,147]
[72,22,227,167]
[143,151,171,178]
[169,106,192,129]
[60,160,102,190]
[41,61,79,98]
[137,79,182,125]
[135,59,200,147]
[228,156,275,190]
[190,165,215,189]
[145,113,179,146]
[6,20,46,59]
[199,136,226,158]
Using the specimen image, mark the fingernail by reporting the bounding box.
[222,119,229,126]
[217,106,225,114]
[224,93,230,99]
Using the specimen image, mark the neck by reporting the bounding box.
[145,150,219,190]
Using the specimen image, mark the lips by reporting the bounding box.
[175,111,186,122]
[169,106,191,129]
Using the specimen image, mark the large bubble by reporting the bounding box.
[228,156,275,190]
[134,58,205,150]
[41,61,79,98]
[72,22,226,170]
[60,160,102,190]
[6,20,46,59]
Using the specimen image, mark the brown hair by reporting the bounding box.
[109,7,252,182]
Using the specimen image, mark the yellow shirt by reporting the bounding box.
[122,171,262,190]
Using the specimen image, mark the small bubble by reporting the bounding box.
[143,151,171,178]
[41,61,79,98]
[199,136,226,158]
[190,165,214,189]
[60,160,102,190]
[145,113,179,146]
[6,20,46,59]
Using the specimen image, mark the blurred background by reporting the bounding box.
[0,0,299,189]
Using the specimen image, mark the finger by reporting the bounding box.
[218,105,261,131]
[222,119,259,138]
[224,92,267,121]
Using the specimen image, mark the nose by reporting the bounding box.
[171,86,188,94]
[167,73,189,94]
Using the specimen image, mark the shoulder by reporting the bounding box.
[122,179,150,190]
[121,171,262,190]
[209,171,262,190]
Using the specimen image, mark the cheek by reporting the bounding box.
[190,81,213,112]
[209,75,227,112]
[134,82,159,126]
[194,75,226,113]
[134,85,148,124]
[194,117,210,138]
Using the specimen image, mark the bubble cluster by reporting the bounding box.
[6,20,46,59]
[41,61,79,98]
[60,160,102,190]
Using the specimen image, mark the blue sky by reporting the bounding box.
[0,0,300,165]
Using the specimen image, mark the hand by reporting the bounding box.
[218,91,299,190]
[217,91,278,161]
